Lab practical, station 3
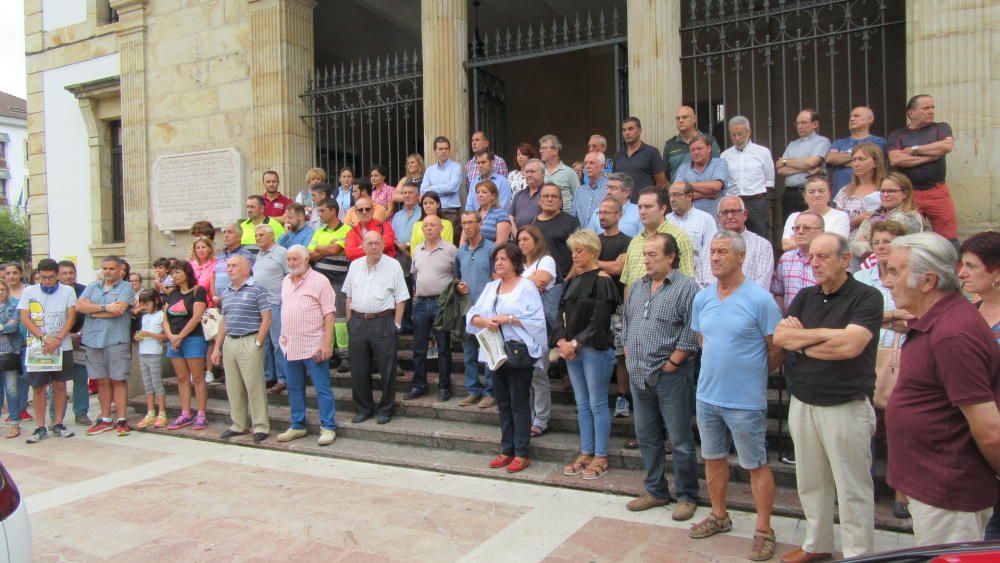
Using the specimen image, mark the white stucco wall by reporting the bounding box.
[42,0,88,31]
[0,116,27,208]
[42,53,120,284]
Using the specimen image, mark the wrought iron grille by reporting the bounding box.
[680,0,906,151]
[470,68,507,163]
[301,51,423,183]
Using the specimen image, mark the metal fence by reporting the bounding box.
[301,51,423,183]
[680,0,906,151]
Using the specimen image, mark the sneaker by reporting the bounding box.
[614,395,630,418]
[458,394,480,407]
[86,418,115,435]
[205,371,216,384]
[26,426,47,443]
[51,423,74,438]
[19,410,32,421]
[137,412,157,429]
[781,452,796,465]
[193,414,208,430]
[317,428,336,446]
[336,358,351,374]
[276,428,307,442]
[116,419,131,436]
[427,345,438,360]
[154,412,168,428]
[167,414,194,430]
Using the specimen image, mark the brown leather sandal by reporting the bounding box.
[563,454,593,476]
[582,457,609,480]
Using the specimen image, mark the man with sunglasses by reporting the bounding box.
[344,195,396,262]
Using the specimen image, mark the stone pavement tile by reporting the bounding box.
[543,516,798,563]
[31,502,170,559]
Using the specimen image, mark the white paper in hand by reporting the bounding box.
[475,328,507,371]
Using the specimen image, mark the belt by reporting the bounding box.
[414,295,438,302]
[350,309,394,320]
[740,193,768,201]
[784,185,805,191]
[228,331,258,339]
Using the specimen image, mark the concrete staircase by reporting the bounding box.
[128,336,912,533]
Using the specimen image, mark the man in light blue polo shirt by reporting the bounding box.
[466,150,512,211]
[776,109,831,223]
[586,173,641,237]
[573,151,609,221]
[673,134,730,217]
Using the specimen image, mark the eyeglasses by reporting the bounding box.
[879,189,903,195]
[792,225,817,232]
[356,207,373,212]
[718,209,743,216]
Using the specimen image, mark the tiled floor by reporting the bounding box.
[4,422,915,562]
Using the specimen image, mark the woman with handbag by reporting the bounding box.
[466,241,547,473]
[852,220,913,519]
[163,260,210,431]
[555,230,621,480]
[0,280,24,438]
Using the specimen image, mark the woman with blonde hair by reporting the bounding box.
[295,167,327,209]
[851,171,927,262]
[393,153,426,209]
[833,142,885,235]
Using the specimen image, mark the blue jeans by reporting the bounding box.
[264,303,286,384]
[411,298,450,393]
[630,361,699,503]
[285,356,335,431]
[566,347,614,457]
[2,368,23,421]
[49,360,90,419]
[462,336,492,398]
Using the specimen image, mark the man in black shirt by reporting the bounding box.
[613,116,667,203]
[595,198,633,419]
[56,260,91,426]
[773,233,882,562]
[532,183,580,280]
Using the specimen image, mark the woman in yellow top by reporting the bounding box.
[410,191,454,247]
[343,182,387,226]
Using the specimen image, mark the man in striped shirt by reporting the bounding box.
[210,255,272,444]
[772,211,824,312]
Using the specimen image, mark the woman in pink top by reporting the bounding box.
[188,237,217,305]
[369,164,395,214]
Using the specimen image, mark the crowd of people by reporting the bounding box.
[1,93,998,562]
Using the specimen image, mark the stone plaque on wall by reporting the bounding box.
[151,148,244,232]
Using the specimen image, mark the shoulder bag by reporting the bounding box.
[873,332,902,409]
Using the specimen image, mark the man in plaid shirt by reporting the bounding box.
[772,211,824,312]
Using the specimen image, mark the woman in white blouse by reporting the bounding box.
[780,175,850,251]
[516,225,557,438]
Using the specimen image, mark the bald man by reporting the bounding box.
[663,105,721,182]
[825,106,887,196]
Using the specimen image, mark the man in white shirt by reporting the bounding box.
[697,196,774,291]
[721,116,776,241]
[667,182,718,274]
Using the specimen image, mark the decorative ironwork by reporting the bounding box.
[467,7,625,68]
[301,51,423,183]
[470,69,507,163]
[680,0,905,151]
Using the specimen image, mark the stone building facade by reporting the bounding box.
[23,0,998,281]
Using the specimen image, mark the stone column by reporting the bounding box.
[421,0,469,164]
[110,0,151,272]
[907,0,999,234]
[24,0,48,264]
[248,0,316,193]
[626,0,682,154]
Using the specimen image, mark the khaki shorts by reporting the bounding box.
[85,342,132,381]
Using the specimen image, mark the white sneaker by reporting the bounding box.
[318,428,336,446]
[427,346,438,360]
[205,371,215,384]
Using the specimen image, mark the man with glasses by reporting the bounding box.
[539,134,579,213]
[697,196,774,291]
[586,173,641,237]
[455,211,496,408]
[772,212,824,313]
[666,182,718,273]
[613,116,667,203]
[721,116,776,241]
[595,198,633,418]
[344,195,397,262]
[776,109,831,224]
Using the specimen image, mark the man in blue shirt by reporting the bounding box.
[214,224,255,307]
[277,203,315,249]
[454,211,495,408]
[573,151,608,221]
[466,151,512,211]
[421,135,464,242]
[825,106,887,196]
[586,173,642,237]
[689,231,783,560]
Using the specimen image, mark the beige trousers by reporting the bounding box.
[909,497,992,546]
[223,335,269,434]
[788,396,875,558]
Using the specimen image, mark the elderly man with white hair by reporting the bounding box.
[210,254,272,444]
[721,115,776,241]
[253,223,289,392]
[883,232,1000,546]
[572,151,609,221]
[277,244,338,446]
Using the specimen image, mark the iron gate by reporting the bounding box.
[680,0,906,151]
[301,51,423,183]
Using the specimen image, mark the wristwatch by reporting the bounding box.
[570,339,579,350]
[395,322,402,332]
[911,145,920,155]
[100,304,106,313]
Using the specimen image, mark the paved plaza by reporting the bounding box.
[5,414,914,562]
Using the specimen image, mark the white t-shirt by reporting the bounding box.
[782,208,851,241]
[139,310,165,355]
[522,256,557,291]
[17,284,78,352]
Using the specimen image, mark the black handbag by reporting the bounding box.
[494,291,537,370]
[0,352,21,372]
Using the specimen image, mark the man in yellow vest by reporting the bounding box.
[241,195,285,254]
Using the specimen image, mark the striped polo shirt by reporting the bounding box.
[220,279,270,336]
[308,222,352,287]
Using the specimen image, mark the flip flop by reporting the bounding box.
[530,425,547,438]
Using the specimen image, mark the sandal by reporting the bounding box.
[746,528,776,561]
[530,425,547,438]
[563,454,594,476]
[581,457,609,480]
[688,513,733,539]
[6,425,20,439]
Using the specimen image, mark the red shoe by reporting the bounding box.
[86,418,115,435]
[88,379,98,395]
[506,458,531,473]
[19,410,32,421]
[488,454,514,469]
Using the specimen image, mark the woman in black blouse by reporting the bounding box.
[555,229,621,479]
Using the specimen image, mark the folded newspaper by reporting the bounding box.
[475,328,507,371]
[25,342,64,372]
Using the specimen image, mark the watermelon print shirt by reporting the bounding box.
[165,286,207,338]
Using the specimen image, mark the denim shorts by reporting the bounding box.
[166,335,208,359]
[696,400,768,470]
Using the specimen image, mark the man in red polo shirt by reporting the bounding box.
[262,170,293,219]
[344,195,396,261]
[883,232,1000,546]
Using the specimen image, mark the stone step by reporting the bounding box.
[128,410,912,534]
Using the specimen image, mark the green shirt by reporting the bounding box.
[240,216,285,246]
[308,222,352,285]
